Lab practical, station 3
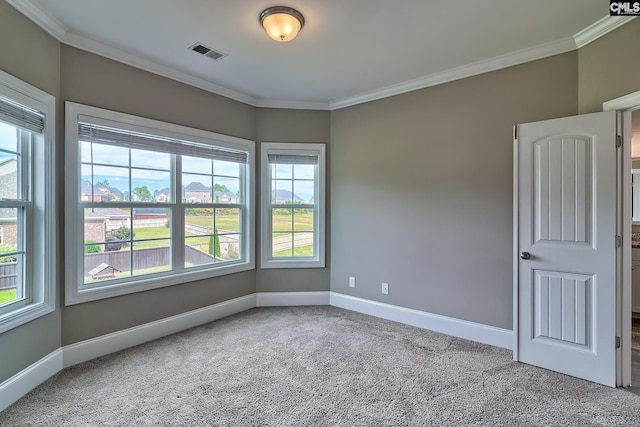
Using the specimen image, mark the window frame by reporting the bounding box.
[65,102,255,305]
[0,69,56,334]
[260,142,325,269]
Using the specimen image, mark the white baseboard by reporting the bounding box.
[256,291,330,307]
[329,292,513,349]
[2,291,513,412]
[62,294,256,368]
[0,348,63,412]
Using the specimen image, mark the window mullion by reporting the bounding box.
[172,154,184,272]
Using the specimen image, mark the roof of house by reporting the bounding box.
[185,182,210,191]
[272,189,304,203]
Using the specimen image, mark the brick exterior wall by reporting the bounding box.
[0,223,17,247]
[84,219,106,247]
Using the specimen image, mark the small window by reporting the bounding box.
[65,102,255,305]
[0,70,56,333]
[261,143,325,268]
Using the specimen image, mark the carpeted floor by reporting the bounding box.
[2,306,640,426]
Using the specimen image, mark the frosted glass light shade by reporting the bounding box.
[260,7,305,42]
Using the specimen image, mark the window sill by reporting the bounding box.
[65,261,255,305]
[261,259,325,269]
[0,301,55,334]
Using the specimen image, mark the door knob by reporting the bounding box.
[520,252,531,260]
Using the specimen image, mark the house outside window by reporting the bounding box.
[0,70,56,333]
[261,142,325,269]
[65,102,254,305]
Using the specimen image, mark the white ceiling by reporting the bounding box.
[6,0,631,109]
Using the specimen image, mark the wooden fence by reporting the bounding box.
[0,262,16,290]
[272,233,313,252]
[84,246,215,277]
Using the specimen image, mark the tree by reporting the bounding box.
[113,226,132,241]
[133,186,153,202]
[95,179,110,187]
[208,229,221,258]
[214,183,230,192]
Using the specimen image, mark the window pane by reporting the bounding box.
[185,208,214,236]
[83,165,131,202]
[272,233,292,257]
[82,142,129,167]
[272,208,293,232]
[293,164,314,180]
[131,169,170,203]
[214,160,240,178]
[294,180,314,204]
[216,208,239,234]
[273,180,295,204]
[272,163,292,179]
[132,239,171,277]
[84,208,132,284]
[84,242,130,284]
[0,121,17,153]
[132,207,170,244]
[293,208,313,231]
[292,232,314,257]
[131,149,170,170]
[0,152,18,199]
[220,234,241,261]
[213,177,239,204]
[183,173,211,203]
[0,207,21,305]
[183,156,211,174]
[185,236,215,267]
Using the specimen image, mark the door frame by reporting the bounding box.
[512,89,640,387]
[603,90,640,388]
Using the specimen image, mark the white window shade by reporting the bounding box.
[79,123,248,163]
[267,153,318,165]
[0,96,45,134]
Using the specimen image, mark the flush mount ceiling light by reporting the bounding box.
[259,6,305,42]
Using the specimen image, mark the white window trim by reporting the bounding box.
[260,142,326,269]
[64,102,255,305]
[0,69,56,334]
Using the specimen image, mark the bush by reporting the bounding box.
[84,240,101,253]
[0,243,17,262]
[113,226,132,241]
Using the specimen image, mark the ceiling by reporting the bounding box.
[6,0,631,110]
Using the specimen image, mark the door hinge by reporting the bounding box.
[616,336,621,349]
[616,235,622,248]
[616,135,622,148]
[513,126,518,140]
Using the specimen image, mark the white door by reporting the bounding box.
[515,111,618,387]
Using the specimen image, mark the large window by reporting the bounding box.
[65,103,254,304]
[261,143,325,268]
[0,70,55,333]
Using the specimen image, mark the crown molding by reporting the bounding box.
[61,32,258,106]
[574,15,637,48]
[329,37,577,110]
[7,2,637,111]
[254,98,330,110]
[5,0,68,40]
[602,90,640,111]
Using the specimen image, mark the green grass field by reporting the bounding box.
[273,245,313,257]
[0,289,17,305]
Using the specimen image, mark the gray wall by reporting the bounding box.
[330,53,578,330]
[60,46,257,344]
[0,1,62,383]
[578,19,640,114]
[255,108,331,292]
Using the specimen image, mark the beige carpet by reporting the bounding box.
[1,306,640,426]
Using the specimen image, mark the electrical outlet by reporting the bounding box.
[381,282,389,295]
[349,277,356,288]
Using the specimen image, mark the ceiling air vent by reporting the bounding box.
[188,42,227,61]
